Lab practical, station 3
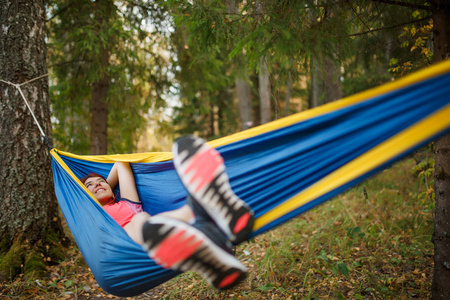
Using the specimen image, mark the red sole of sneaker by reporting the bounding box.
[153,229,203,268]
[184,147,224,193]
[233,212,251,234]
[218,271,241,289]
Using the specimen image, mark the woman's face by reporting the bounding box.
[84,176,114,205]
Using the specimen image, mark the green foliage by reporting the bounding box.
[163,0,432,133]
[340,1,427,96]
[346,226,365,240]
[47,0,172,153]
[413,144,435,209]
[46,0,434,146]
[163,13,240,139]
[167,0,354,73]
[389,10,433,77]
[318,250,350,278]
[164,0,357,132]
[342,66,393,97]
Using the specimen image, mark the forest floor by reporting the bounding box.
[0,158,434,299]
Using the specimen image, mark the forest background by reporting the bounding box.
[46,0,434,155]
[0,0,449,299]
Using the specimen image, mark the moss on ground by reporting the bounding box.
[0,238,26,281]
[45,228,66,263]
[23,252,46,279]
[0,228,67,282]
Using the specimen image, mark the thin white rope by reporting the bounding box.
[17,73,49,87]
[0,74,50,146]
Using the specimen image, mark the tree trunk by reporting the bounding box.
[226,0,253,130]
[310,54,341,108]
[310,55,322,108]
[209,99,215,137]
[90,50,109,155]
[384,32,394,67]
[236,78,253,130]
[0,0,66,281]
[323,56,341,103]
[431,0,450,298]
[254,1,271,124]
[285,71,292,116]
[259,56,271,124]
[90,0,112,155]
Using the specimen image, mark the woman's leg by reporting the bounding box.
[124,205,195,245]
[156,204,194,223]
[124,212,151,245]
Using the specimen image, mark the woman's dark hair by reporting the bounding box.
[80,173,107,185]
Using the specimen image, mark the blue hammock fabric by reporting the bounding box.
[51,61,450,296]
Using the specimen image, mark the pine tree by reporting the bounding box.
[47,0,171,154]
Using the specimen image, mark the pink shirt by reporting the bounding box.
[103,199,143,228]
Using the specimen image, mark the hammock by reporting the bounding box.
[51,61,450,297]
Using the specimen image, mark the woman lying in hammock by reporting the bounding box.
[81,136,254,290]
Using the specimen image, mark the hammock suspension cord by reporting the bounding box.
[0,74,52,149]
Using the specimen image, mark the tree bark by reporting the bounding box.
[90,48,109,155]
[310,54,341,108]
[209,99,216,137]
[0,0,66,280]
[225,0,254,130]
[259,56,271,124]
[236,78,253,130]
[89,0,112,155]
[431,0,450,298]
[323,56,342,103]
[285,71,292,116]
[310,55,322,108]
[255,1,271,124]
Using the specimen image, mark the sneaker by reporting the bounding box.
[172,136,255,244]
[187,195,234,252]
[142,216,247,290]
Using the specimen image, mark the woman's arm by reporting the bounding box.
[107,162,140,203]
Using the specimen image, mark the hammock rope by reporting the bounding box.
[0,74,52,149]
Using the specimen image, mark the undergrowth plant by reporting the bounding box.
[412,144,435,211]
[0,159,433,299]
[144,158,433,299]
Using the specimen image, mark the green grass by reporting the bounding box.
[151,158,433,299]
[0,158,433,299]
